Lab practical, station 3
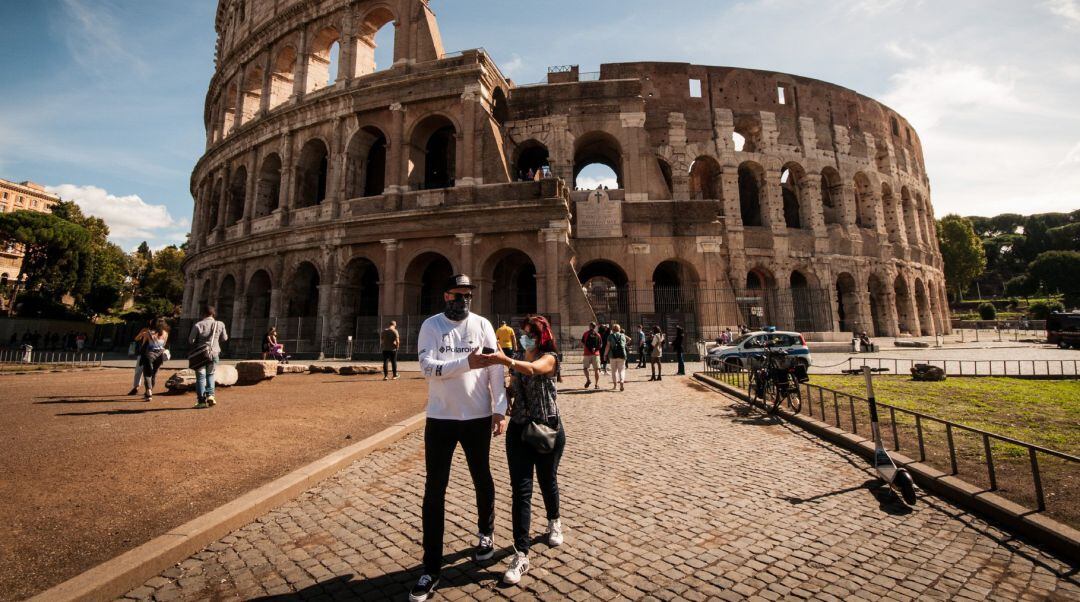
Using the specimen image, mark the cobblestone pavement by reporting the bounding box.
[124,373,1079,601]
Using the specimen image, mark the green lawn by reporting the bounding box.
[809,375,1080,455]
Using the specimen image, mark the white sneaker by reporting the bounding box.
[503,551,530,585]
[547,518,564,547]
[474,532,495,561]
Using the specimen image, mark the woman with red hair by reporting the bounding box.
[476,315,565,586]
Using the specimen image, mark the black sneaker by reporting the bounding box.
[409,574,439,602]
[474,532,495,561]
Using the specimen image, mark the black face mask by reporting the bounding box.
[444,293,472,321]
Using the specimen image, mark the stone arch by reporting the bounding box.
[867,273,891,337]
[653,259,700,314]
[820,167,843,226]
[881,181,902,244]
[514,140,550,181]
[240,63,264,125]
[781,162,810,229]
[914,277,934,336]
[732,114,761,153]
[836,272,860,333]
[738,161,767,227]
[339,256,380,338]
[217,275,237,333]
[198,277,214,310]
[408,114,457,190]
[269,46,296,109]
[221,81,238,136]
[295,138,330,208]
[902,186,922,246]
[246,269,272,323]
[689,156,722,200]
[286,261,320,318]
[355,5,397,76]
[255,153,281,218]
[227,165,247,226]
[307,26,342,93]
[894,274,917,335]
[789,269,818,332]
[346,125,388,198]
[573,131,623,189]
[746,266,776,290]
[578,259,630,317]
[403,251,455,316]
[853,172,875,229]
[484,249,538,316]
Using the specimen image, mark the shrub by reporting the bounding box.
[1004,274,1037,297]
[978,302,997,320]
[1029,300,1065,320]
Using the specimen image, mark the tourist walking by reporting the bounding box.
[635,324,648,368]
[381,320,400,380]
[410,275,507,602]
[496,320,517,358]
[580,322,602,389]
[188,305,229,409]
[597,322,610,374]
[474,315,565,586]
[128,320,153,395]
[673,326,686,375]
[648,325,666,381]
[138,318,169,401]
[605,323,629,391]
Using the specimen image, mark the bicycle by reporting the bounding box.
[747,347,804,414]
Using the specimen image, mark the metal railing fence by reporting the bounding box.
[0,349,104,367]
[840,357,1079,378]
[700,367,1080,525]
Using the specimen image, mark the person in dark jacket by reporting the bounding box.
[673,326,686,375]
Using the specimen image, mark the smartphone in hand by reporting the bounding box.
[482,347,496,355]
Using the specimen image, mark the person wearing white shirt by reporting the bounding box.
[410,274,507,602]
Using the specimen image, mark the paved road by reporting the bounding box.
[123,374,1077,601]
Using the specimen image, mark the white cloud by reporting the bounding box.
[882,61,1028,129]
[45,184,185,249]
[575,175,618,190]
[1061,141,1080,166]
[500,53,525,78]
[1045,0,1080,28]
[59,0,148,77]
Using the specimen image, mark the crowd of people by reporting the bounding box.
[581,320,686,389]
[5,330,88,351]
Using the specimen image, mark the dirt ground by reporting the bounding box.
[0,368,427,601]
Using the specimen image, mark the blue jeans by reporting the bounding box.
[195,358,219,399]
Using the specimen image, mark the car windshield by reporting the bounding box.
[732,334,754,346]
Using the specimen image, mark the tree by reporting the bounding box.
[51,200,134,316]
[0,210,92,313]
[141,245,186,315]
[1028,251,1080,308]
[938,215,986,300]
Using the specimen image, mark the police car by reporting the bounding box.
[707,328,812,371]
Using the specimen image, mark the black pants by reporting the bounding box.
[422,417,495,576]
[676,352,685,375]
[505,419,566,554]
[638,346,648,367]
[382,350,398,377]
[501,347,514,359]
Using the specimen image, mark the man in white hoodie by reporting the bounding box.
[410,274,507,602]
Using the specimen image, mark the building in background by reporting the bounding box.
[0,179,60,306]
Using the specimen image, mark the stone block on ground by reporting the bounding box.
[215,364,239,387]
[309,365,338,374]
[166,369,196,392]
[911,363,946,381]
[235,361,277,385]
[895,340,931,348]
[277,364,308,374]
[339,365,379,376]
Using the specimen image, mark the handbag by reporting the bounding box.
[188,343,212,369]
[522,420,558,454]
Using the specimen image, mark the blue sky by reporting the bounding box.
[1,0,1078,250]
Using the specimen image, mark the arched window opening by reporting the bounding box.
[653,260,698,314]
[732,132,747,152]
[746,268,774,290]
[340,258,380,339]
[345,126,388,198]
[246,270,272,323]
[790,271,815,331]
[689,157,721,200]
[404,252,454,316]
[780,166,802,229]
[269,46,296,109]
[515,141,550,181]
[409,115,457,190]
[286,262,320,318]
[240,65,264,125]
[836,273,859,333]
[218,276,237,334]
[891,116,900,136]
[901,186,922,246]
[894,275,915,335]
[255,154,282,218]
[356,8,396,76]
[868,274,890,337]
[227,166,247,226]
[820,167,843,226]
[307,27,342,93]
[915,279,933,336]
[853,173,875,229]
[882,182,902,244]
[489,250,537,316]
[578,260,630,319]
[491,88,509,126]
[738,163,764,227]
[732,116,760,153]
[222,83,238,136]
[295,139,329,208]
[573,132,623,190]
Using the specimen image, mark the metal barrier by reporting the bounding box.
[701,367,1080,523]
[840,357,1079,377]
[0,349,104,367]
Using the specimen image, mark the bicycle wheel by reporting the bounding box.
[747,371,760,403]
[767,381,783,413]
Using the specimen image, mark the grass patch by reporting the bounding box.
[810,375,1080,455]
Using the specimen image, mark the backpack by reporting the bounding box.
[584,330,602,353]
[609,333,627,359]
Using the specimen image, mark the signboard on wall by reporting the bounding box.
[575,189,623,239]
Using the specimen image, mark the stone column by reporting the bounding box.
[242,151,258,234]
[317,283,335,342]
[458,84,480,186]
[338,15,355,83]
[541,227,565,314]
[216,165,230,236]
[269,288,284,320]
[292,28,309,100]
[233,68,246,130]
[324,116,345,219]
[279,132,294,226]
[386,103,407,198]
[765,168,785,233]
[620,112,648,201]
[381,239,399,315]
[856,291,873,336]
[182,278,196,319]
[260,49,273,115]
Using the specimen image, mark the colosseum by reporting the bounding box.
[181,0,951,357]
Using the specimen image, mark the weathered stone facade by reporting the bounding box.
[183,0,949,353]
